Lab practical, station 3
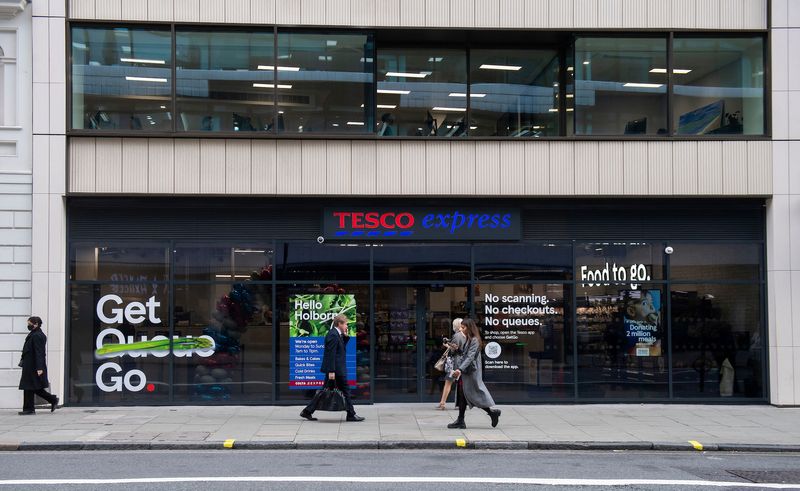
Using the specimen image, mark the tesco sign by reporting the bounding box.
[324,208,520,241]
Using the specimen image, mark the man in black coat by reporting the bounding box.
[18,316,59,415]
[300,314,364,422]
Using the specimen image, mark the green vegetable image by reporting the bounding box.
[289,294,357,338]
[95,337,214,358]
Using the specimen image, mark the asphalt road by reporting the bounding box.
[0,450,799,490]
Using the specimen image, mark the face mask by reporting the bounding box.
[27,324,35,331]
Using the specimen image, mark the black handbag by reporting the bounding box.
[312,380,347,412]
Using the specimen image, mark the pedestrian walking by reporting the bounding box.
[446,318,500,429]
[18,316,59,415]
[300,314,365,422]
[436,317,466,410]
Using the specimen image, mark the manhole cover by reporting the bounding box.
[727,470,800,484]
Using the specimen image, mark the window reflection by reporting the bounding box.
[376,49,467,137]
[176,30,275,132]
[71,26,172,131]
[673,37,764,135]
[574,37,668,135]
[276,33,374,133]
[469,50,560,137]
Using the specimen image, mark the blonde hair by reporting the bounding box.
[452,317,463,333]
[333,314,349,327]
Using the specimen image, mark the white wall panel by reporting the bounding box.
[748,141,772,195]
[647,142,672,195]
[200,0,224,21]
[32,84,49,135]
[622,142,647,196]
[499,142,524,195]
[250,0,275,23]
[276,141,302,194]
[94,138,122,193]
[524,142,549,195]
[200,139,225,194]
[773,0,788,27]
[597,142,623,195]
[697,141,723,195]
[33,0,48,16]
[695,0,720,29]
[789,142,800,195]
[301,0,326,24]
[32,136,48,195]
[326,141,352,195]
[548,0,573,27]
[148,139,174,194]
[475,141,500,195]
[148,0,174,20]
[50,136,67,196]
[47,195,65,272]
[450,0,475,27]
[597,0,622,28]
[646,0,670,28]
[523,0,547,28]
[426,0,450,26]
[225,0,251,23]
[776,346,796,403]
[672,141,698,195]
[32,19,48,85]
[122,0,148,20]
[425,141,450,195]
[49,84,66,135]
[94,0,120,19]
[789,92,800,140]
[670,0,696,27]
[574,142,598,196]
[51,0,67,17]
[69,0,94,18]
[549,142,574,195]
[275,0,301,23]
[351,0,376,25]
[499,0,526,28]
[451,141,476,194]
[68,138,94,193]
[773,91,789,140]
[49,19,66,85]
[121,139,148,193]
[251,140,277,195]
[174,139,200,194]
[475,0,499,27]
[621,0,646,27]
[573,0,597,28]
[773,29,789,92]
[767,195,791,271]
[719,0,744,28]
[376,141,402,194]
[401,141,426,194]
[742,0,765,28]
[773,141,789,196]
[301,141,327,195]
[326,0,351,25]
[376,0,401,26]
[789,0,800,25]
[225,140,251,194]
[174,0,200,21]
[351,141,376,194]
[400,0,426,27]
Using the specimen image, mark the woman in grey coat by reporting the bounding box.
[437,318,465,410]
[447,318,500,429]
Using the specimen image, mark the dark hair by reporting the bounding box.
[460,318,483,347]
[27,316,42,328]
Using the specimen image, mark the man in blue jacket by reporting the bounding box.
[300,314,364,422]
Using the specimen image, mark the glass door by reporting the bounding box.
[373,285,469,402]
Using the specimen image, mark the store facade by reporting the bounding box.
[66,198,766,405]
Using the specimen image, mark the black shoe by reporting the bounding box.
[346,414,365,422]
[51,396,59,413]
[300,410,317,421]
[18,411,35,416]
[490,409,501,428]
[447,419,466,429]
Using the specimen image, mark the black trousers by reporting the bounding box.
[22,388,57,412]
[304,377,356,416]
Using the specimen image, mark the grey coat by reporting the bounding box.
[455,337,495,409]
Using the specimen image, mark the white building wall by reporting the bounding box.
[0,2,33,408]
[768,0,800,406]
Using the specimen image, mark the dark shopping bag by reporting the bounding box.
[311,380,347,412]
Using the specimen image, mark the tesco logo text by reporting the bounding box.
[333,211,415,229]
[332,210,512,234]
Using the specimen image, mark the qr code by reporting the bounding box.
[484,342,501,359]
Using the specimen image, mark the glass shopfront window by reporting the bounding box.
[669,243,762,281]
[574,37,668,135]
[373,244,470,281]
[475,283,573,400]
[469,49,560,137]
[376,48,467,137]
[673,37,765,135]
[70,244,169,282]
[71,26,172,131]
[575,242,664,282]
[276,242,369,281]
[174,246,274,282]
[175,30,275,132]
[276,32,374,133]
[474,243,572,281]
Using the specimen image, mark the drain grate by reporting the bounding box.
[727,470,800,484]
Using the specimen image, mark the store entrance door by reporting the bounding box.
[373,285,470,403]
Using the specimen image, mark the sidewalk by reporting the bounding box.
[1,403,799,452]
